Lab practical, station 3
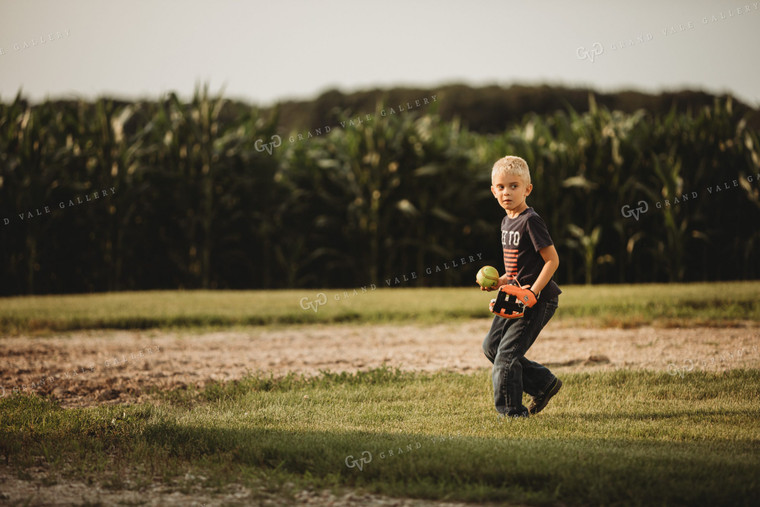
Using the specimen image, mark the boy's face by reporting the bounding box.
[491,171,532,215]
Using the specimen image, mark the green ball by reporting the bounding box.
[476,266,499,288]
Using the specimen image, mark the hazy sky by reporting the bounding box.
[1,0,759,107]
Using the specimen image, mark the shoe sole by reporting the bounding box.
[530,378,562,415]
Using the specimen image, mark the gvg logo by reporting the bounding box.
[576,42,604,62]
[621,200,649,221]
[666,345,758,378]
[667,359,694,378]
[300,292,327,313]
[345,451,372,471]
[254,135,282,155]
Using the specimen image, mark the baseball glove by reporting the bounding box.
[489,284,538,319]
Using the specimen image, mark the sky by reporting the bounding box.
[1,0,759,107]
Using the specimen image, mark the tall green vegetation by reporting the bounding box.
[1,88,758,295]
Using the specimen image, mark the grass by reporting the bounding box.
[0,281,758,334]
[1,368,759,505]
[1,283,757,501]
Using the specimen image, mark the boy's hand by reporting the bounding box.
[519,284,538,307]
[480,273,510,291]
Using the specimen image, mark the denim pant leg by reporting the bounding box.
[482,315,508,363]
[520,357,552,397]
[482,298,558,414]
[520,298,558,396]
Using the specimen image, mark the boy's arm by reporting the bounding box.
[481,245,560,293]
[523,245,560,296]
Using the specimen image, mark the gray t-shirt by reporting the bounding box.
[501,207,562,301]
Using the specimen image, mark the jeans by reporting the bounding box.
[482,297,558,415]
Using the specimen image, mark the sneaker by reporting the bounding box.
[529,378,562,415]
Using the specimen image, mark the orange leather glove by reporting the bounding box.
[489,285,538,319]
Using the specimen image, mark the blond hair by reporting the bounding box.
[491,156,531,185]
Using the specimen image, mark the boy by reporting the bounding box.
[481,156,562,418]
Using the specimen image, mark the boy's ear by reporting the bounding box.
[491,185,498,199]
[524,183,533,197]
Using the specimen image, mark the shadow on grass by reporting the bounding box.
[131,420,758,505]
[564,408,760,422]
[0,309,486,334]
[3,370,760,505]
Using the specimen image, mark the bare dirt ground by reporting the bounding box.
[2,320,758,407]
[1,320,758,505]
[0,466,483,507]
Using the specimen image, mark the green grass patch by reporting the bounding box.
[0,281,758,334]
[2,368,759,505]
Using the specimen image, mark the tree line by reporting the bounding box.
[1,86,759,295]
[271,84,760,134]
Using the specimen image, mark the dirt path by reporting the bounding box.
[0,466,483,507]
[2,321,758,407]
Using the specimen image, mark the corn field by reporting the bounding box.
[1,87,759,295]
